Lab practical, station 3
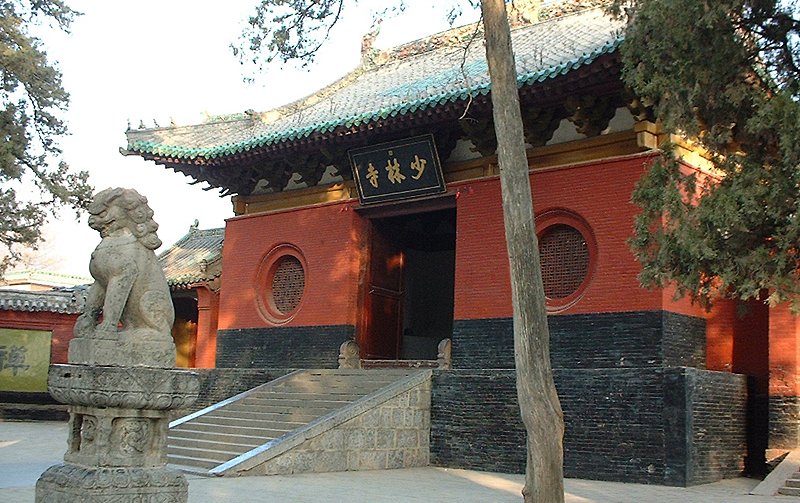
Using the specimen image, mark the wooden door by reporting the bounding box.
[360,223,404,359]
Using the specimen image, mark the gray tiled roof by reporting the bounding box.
[125,5,623,160]
[0,287,87,314]
[158,226,224,288]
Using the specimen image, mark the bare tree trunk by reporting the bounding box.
[479,1,565,501]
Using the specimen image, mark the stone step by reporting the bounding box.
[272,380,396,392]
[169,424,288,442]
[168,444,245,463]
[297,372,413,381]
[167,453,222,470]
[220,402,339,415]
[784,477,800,488]
[169,436,266,452]
[167,463,213,476]
[201,409,319,423]
[237,396,356,408]
[779,486,800,496]
[178,417,308,435]
[301,368,415,376]
[360,359,438,369]
[169,429,275,447]
[242,390,365,402]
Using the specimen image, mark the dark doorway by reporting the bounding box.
[360,208,456,361]
[731,299,770,476]
[172,295,198,368]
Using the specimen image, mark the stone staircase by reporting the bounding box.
[779,470,800,496]
[167,368,432,476]
[751,448,800,497]
[360,359,439,369]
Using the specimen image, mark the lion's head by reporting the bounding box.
[88,187,162,250]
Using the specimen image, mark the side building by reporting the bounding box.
[158,222,224,369]
[122,3,798,485]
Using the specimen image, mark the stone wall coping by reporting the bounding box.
[211,369,432,475]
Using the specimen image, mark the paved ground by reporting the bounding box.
[1,420,797,502]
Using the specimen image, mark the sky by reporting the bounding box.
[28,0,480,277]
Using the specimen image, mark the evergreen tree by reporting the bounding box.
[0,0,93,272]
[612,0,800,307]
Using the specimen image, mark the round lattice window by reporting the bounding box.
[539,224,590,300]
[271,255,305,314]
[256,244,307,324]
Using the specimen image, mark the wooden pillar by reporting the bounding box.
[193,286,220,368]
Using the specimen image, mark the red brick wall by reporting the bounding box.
[0,310,78,364]
[769,302,800,397]
[220,153,710,327]
[453,153,664,320]
[707,298,769,392]
[219,201,364,330]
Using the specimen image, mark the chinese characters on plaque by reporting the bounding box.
[349,134,446,204]
[0,329,51,392]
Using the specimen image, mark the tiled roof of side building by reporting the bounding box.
[158,225,224,289]
[0,286,88,314]
[0,270,92,289]
[125,4,623,161]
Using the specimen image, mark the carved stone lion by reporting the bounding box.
[70,188,175,367]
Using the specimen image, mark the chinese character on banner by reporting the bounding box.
[0,329,51,392]
[385,157,406,184]
[366,162,380,188]
[410,154,427,180]
[6,346,29,376]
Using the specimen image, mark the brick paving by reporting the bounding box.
[2,421,796,502]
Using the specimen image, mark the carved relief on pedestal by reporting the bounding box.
[114,418,151,455]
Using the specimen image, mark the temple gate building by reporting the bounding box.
[119,3,799,486]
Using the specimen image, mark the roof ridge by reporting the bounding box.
[3,269,91,280]
[365,0,614,65]
[128,37,622,161]
[125,3,624,162]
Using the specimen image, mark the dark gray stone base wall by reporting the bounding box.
[430,368,747,486]
[662,311,707,367]
[682,369,748,484]
[216,325,354,368]
[431,370,525,473]
[769,396,800,449]
[0,391,67,421]
[452,311,706,369]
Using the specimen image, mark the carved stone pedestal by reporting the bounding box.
[69,335,175,368]
[36,364,199,503]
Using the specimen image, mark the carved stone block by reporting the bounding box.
[36,464,187,503]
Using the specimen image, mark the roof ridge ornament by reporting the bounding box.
[509,0,543,26]
[360,18,381,58]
